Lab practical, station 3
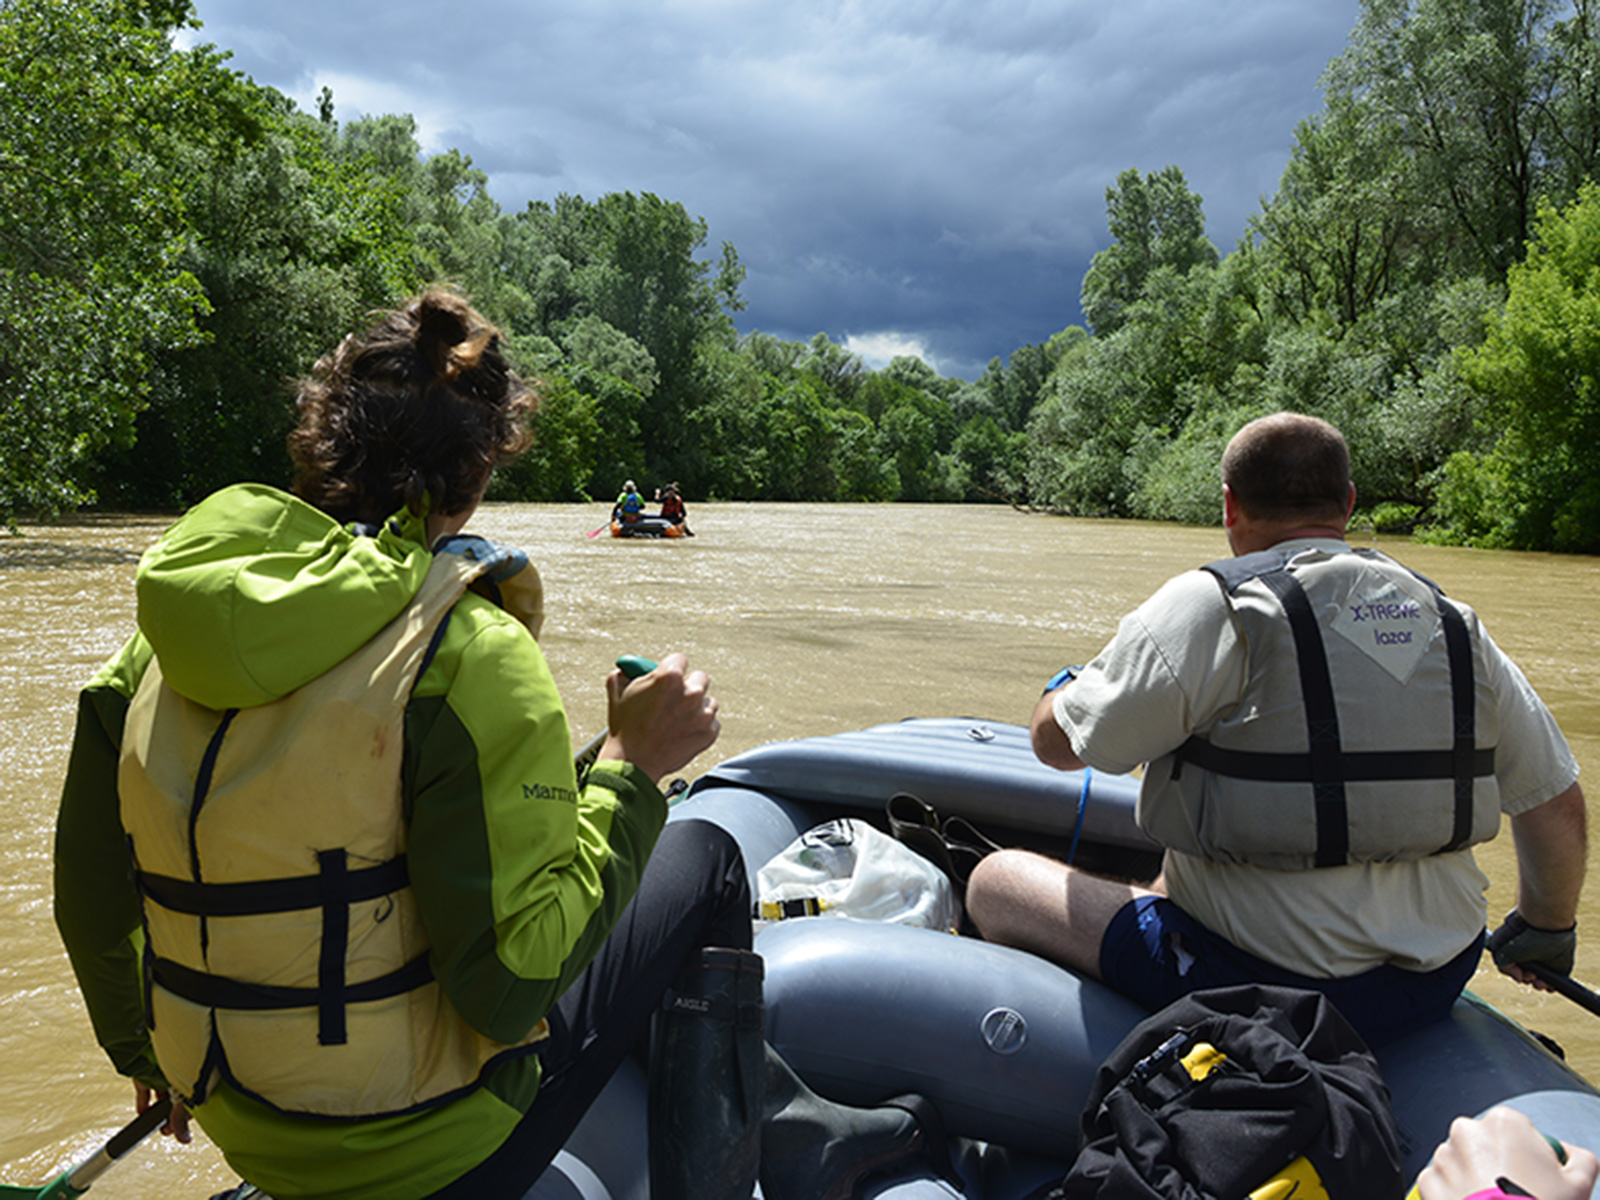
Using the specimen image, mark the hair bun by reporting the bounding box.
[415,292,490,382]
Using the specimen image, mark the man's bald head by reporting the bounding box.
[1222,412,1352,527]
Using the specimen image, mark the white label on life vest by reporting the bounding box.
[1330,564,1438,683]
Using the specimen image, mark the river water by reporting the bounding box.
[2,501,1596,1195]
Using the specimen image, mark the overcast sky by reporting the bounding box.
[185,0,1362,379]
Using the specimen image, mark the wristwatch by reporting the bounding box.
[1042,665,1081,695]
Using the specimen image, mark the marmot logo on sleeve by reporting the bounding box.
[521,783,578,803]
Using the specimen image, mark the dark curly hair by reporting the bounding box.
[289,290,536,526]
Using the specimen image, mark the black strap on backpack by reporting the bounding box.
[1035,984,1405,1200]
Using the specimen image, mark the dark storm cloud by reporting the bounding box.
[187,0,1361,377]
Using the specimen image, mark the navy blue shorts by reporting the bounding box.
[1099,895,1484,1048]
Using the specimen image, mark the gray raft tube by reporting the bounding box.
[661,718,1600,1191]
[522,719,1600,1197]
[678,717,1163,884]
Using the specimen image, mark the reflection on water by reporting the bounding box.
[2,502,1596,1194]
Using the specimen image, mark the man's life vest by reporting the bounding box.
[118,536,549,1118]
[1140,546,1501,870]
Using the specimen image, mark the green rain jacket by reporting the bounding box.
[53,484,668,1199]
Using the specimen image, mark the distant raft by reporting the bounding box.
[610,514,688,538]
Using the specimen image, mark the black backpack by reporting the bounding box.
[1044,985,1405,1200]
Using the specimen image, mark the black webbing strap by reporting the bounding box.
[137,853,415,1046]
[318,850,350,1045]
[136,856,410,917]
[140,908,157,1034]
[190,708,239,958]
[1174,740,1494,783]
[188,708,239,878]
[412,608,453,698]
[761,896,825,920]
[1257,569,1349,868]
[151,952,433,1012]
[1439,599,1477,853]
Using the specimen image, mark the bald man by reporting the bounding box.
[969,412,1586,1046]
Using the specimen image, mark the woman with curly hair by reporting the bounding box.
[53,291,756,1198]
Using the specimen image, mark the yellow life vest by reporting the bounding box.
[119,536,548,1117]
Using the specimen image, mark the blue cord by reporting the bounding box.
[1067,767,1092,865]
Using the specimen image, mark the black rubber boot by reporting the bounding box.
[648,946,765,1200]
[760,1045,956,1200]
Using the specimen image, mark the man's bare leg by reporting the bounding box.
[966,849,1162,980]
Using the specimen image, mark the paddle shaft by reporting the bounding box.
[0,1096,175,1199]
[71,1095,172,1188]
[1526,962,1600,1019]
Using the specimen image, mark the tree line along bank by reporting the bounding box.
[4,0,1599,551]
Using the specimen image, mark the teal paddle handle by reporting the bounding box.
[616,655,658,679]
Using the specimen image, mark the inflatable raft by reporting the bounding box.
[610,514,687,538]
[529,718,1600,1199]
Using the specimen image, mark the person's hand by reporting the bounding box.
[597,652,720,783]
[1489,909,1577,990]
[135,1081,192,1144]
[1414,1107,1597,1200]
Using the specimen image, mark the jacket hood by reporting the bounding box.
[135,484,433,710]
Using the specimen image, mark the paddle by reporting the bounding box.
[1525,962,1600,1019]
[584,507,623,539]
[573,655,659,776]
[1,1095,172,1199]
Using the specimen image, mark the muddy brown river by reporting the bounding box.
[2,502,1596,1195]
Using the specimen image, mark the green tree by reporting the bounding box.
[1324,0,1579,285]
[90,84,421,508]
[0,0,209,519]
[1546,0,1600,197]
[1030,259,1249,516]
[831,408,898,501]
[951,415,1028,504]
[506,191,744,485]
[491,372,603,502]
[1440,184,1600,550]
[338,114,524,325]
[1252,100,1420,326]
[560,315,659,398]
[875,398,941,502]
[799,332,865,402]
[741,331,806,378]
[1080,166,1218,335]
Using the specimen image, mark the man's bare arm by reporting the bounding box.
[1511,780,1586,930]
[1494,781,1587,988]
[1030,690,1086,771]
